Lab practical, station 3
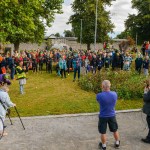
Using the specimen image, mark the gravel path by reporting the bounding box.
[0,111,149,150]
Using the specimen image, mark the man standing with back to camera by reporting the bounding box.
[142,79,150,144]
[96,80,120,150]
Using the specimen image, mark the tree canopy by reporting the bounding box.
[0,0,63,51]
[124,0,150,44]
[68,0,114,49]
[55,33,61,37]
[63,30,74,37]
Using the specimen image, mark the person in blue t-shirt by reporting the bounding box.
[96,80,120,150]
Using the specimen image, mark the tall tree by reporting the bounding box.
[125,0,150,44]
[68,0,114,50]
[0,0,63,51]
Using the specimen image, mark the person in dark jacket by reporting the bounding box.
[135,54,143,74]
[7,54,15,79]
[143,56,149,76]
[97,57,103,72]
[142,79,150,143]
[91,55,97,74]
[66,56,72,75]
[46,56,53,74]
[104,54,110,69]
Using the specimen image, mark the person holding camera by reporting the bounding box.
[0,82,16,136]
[96,80,120,150]
[142,79,150,143]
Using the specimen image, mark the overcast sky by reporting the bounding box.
[45,0,137,38]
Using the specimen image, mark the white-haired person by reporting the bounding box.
[96,80,120,150]
[0,83,16,136]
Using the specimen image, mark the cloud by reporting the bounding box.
[107,0,137,37]
[45,0,73,36]
[46,0,137,38]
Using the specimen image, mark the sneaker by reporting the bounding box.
[141,138,150,144]
[98,142,106,150]
[114,141,120,148]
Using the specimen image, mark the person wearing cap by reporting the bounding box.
[0,80,15,136]
[96,80,120,150]
[0,74,11,86]
[16,61,27,94]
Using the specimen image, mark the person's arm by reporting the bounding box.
[143,90,150,102]
[5,93,16,108]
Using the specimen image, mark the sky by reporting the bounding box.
[45,0,137,38]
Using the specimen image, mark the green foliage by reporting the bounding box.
[124,0,150,44]
[63,30,74,37]
[9,70,142,117]
[68,0,114,48]
[0,0,63,51]
[79,71,146,99]
[55,33,61,37]
[116,31,130,39]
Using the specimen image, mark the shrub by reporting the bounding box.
[78,70,146,99]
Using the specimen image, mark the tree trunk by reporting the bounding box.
[87,43,91,50]
[14,41,20,53]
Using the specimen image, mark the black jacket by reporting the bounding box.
[143,91,150,116]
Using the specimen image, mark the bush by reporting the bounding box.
[78,70,146,99]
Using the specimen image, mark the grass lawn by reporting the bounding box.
[8,71,143,117]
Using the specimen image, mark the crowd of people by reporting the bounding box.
[0,41,150,83]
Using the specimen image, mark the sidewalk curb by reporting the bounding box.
[8,109,142,120]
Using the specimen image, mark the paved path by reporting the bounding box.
[0,111,150,150]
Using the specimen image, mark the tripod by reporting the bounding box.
[7,106,25,130]
[0,116,4,140]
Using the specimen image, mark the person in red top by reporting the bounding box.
[145,41,149,55]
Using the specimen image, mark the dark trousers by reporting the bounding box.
[74,67,80,80]
[135,67,142,74]
[47,65,52,73]
[10,67,15,79]
[61,69,66,78]
[121,62,123,70]
[92,67,97,74]
[147,116,150,139]
[67,64,71,74]
[39,63,43,71]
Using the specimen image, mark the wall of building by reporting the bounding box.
[3,39,120,54]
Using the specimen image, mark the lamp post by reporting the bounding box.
[80,19,83,50]
[136,32,138,47]
[94,0,98,51]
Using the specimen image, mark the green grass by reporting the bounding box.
[8,71,143,117]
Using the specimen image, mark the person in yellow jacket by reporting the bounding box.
[16,61,27,94]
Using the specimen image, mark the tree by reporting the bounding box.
[63,30,74,37]
[0,0,63,52]
[124,0,150,44]
[68,0,114,50]
[116,31,130,39]
[55,33,61,37]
